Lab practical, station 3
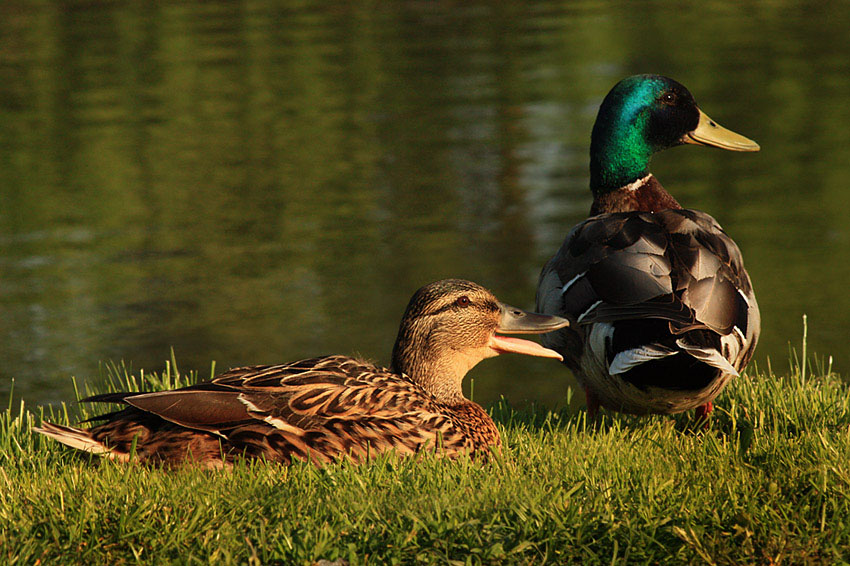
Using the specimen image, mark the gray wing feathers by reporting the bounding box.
[538,208,759,376]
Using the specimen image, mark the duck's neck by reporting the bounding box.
[589,140,653,197]
[589,93,658,196]
[589,174,682,215]
[589,97,682,214]
[390,328,478,406]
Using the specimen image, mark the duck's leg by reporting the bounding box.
[585,389,600,421]
[694,401,713,421]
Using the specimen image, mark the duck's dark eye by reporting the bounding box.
[660,92,677,105]
[455,296,471,307]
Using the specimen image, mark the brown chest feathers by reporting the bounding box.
[590,174,682,215]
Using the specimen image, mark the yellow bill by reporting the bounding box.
[683,109,760,152]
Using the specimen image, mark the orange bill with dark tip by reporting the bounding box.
[488,335,564,360]
[488,302,570,359]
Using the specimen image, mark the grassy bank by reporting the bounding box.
[2,354,849,565]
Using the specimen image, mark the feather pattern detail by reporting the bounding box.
[35,279,570,465]
[538,208,759,414]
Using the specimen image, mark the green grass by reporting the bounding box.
[2,351,849,565]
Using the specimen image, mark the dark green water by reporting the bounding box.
[2,1,849,407]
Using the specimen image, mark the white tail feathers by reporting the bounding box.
[33,422,119,458]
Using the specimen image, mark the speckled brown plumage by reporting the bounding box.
[51,356,498,465]
[36,280,567,465]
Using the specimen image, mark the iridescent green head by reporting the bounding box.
[589,74,759,195]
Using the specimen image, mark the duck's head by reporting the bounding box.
[590,74,759,195]
[390,279,570,403]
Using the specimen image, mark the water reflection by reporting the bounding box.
[1,1,849,407]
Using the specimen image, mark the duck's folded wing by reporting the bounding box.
[85,356,437,432]
[82,382,251,432]
[537,209,759,376]
[218,357,437,424]
[212,356,458,460]
[80,356,458,462]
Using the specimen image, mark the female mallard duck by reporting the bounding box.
[536,75,760,419]
[36,279,569,465]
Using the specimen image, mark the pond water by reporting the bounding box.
[2,1,849,408]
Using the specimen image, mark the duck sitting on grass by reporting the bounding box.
[537,75,760,420]
[36,279,569,466]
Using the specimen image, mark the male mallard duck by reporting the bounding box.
[36,279,569,465]
[536,75,760,419]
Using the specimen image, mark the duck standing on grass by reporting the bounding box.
[536,75,760,420]
[36,279,569,466]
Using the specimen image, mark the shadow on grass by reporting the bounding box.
[487,393,723,435]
